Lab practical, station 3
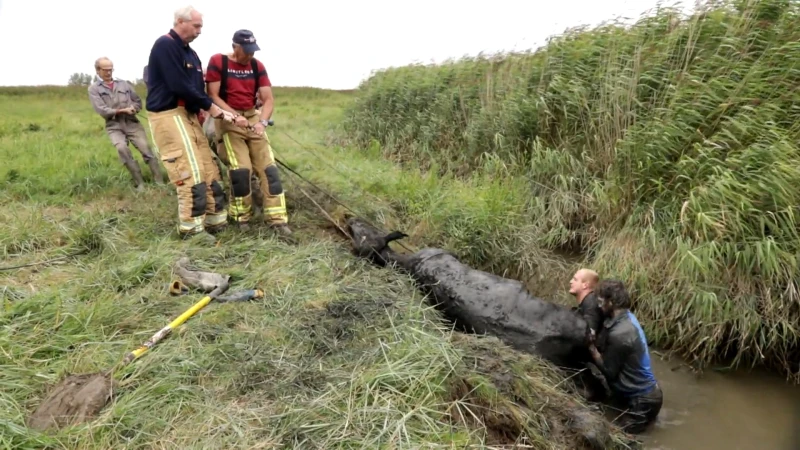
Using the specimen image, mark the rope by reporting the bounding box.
[273,130,391,211]
[271,147,414,253]
[277,157,409,266]
[0,249,88,272]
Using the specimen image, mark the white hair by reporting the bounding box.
[173,6,200,25]
[94,57,112,70]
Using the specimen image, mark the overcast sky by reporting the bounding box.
[0,0,693,89]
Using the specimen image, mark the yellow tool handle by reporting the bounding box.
[168,294,215,329]
[120,285,225,366]
[128,295,213,360]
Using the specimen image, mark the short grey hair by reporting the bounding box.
[173,6,200,25]
[94,57,112,70]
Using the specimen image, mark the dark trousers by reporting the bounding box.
[614,384,663,434]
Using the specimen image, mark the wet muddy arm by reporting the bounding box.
[589,337,628,384]
[582,303,604,337]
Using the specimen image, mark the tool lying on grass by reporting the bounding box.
[26,258,263,432]
[171,278,264,303]
[170,257,265,302]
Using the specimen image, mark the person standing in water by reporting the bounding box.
[588,279,663,434]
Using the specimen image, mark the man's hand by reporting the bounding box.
[252,121,265,136]
[588,343,602,363]
[234,115,249,128]
[219,110,236,123]
[117,106,135,115]
[584,327,596,347]
[210,104,234,123]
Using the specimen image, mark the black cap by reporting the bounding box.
[233,29,260,54]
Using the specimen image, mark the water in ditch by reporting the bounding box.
[637,352,800,450]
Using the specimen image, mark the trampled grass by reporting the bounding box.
[0,86,631,448]
[339,0,800,380]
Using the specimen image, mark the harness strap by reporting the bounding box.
[251,58,259,102]
[220,55,260,107]
[220,55,229,103]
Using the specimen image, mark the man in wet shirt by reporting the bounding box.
[569,268,603,338]
[589,279,663,434]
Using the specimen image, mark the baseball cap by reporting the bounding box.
[233,29,260,54]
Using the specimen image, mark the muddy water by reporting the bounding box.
[637,352,800,450]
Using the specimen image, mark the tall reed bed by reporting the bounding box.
[341,0,800,378]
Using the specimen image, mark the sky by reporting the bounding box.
[0,0,695,90]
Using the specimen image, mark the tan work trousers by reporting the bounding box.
[147,107,228,236]
[215,109,288,225]
[107,120,156,165]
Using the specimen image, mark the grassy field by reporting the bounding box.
[340,0,800,380]
[0,86,633,449]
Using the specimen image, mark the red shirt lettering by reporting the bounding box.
[205,53,271,111]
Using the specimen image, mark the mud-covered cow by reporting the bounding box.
[346,217,594,371]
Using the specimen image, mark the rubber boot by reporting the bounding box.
[124,160,145,192]
[147,158,164,184]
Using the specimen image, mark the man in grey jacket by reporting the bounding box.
[88,57,163,191]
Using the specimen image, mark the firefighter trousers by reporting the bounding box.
[215,109,288,225]
[147,107,228,236]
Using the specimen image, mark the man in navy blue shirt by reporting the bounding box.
[588,279,663,434]
[144,5,238,243]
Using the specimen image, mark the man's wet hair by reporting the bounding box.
[596,279,631,309]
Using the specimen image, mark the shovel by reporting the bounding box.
[26,258,233,432]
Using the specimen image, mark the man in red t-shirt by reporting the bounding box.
[205,29,290,235]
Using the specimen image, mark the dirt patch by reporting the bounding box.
[233,295,395,398]
[303,296,394,356]
[27,372,113,431]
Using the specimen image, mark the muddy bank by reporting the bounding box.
[292,286,633,448]
[447,333,633,449]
